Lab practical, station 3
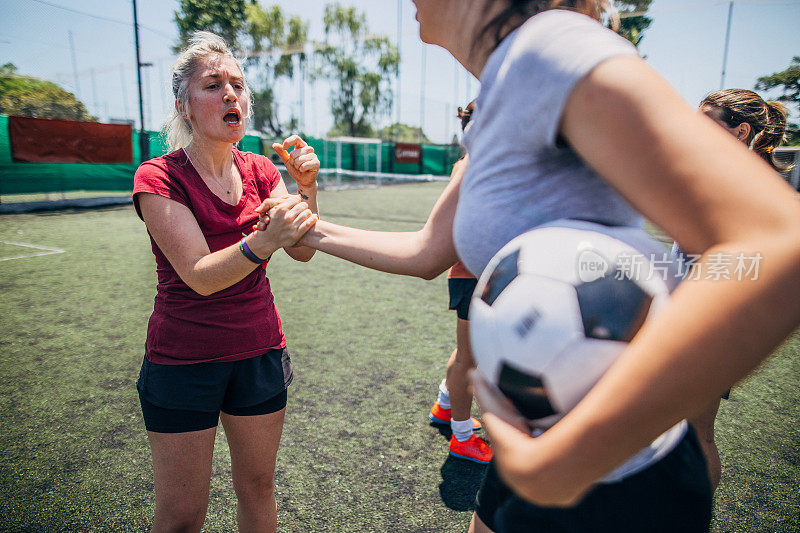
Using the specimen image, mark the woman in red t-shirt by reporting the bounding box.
[428,102,493,465]
[132,31,318,532]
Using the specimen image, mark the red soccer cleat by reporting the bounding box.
[449,434,493,464]
[429,401,482,430]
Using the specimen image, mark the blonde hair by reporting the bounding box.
[701,89,790,173]
[162,31,252,151]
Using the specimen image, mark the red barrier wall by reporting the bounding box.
[9,116,133,164]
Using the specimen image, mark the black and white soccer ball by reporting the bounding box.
[469,220,679,430]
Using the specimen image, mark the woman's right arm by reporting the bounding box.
[138,193,315,295]
[266,157,468,280]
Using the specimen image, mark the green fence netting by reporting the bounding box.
[302,138,462,175]
[0,115,461,195]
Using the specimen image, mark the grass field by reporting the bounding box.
[0,182,798,532]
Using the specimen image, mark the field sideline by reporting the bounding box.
[0,182,797,532]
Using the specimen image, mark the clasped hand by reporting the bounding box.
[251,195,318,252]
[272,135,320,188]
[470,369,589,507]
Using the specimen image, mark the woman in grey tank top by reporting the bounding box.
[264,1,800,530]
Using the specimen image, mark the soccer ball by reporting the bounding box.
[469,220,679,431]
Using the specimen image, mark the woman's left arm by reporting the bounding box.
[270,135,320,262]
[478,55,800,506]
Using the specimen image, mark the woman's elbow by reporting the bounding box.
[417,261,449,280]
[781,206,800,245]
[286,247,316,262]
[417,269,440,280]
[780,215,800,266]
[759,203,800,253]
[180,272,217,296]
[189,281,216,297]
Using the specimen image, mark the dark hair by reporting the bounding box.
[457,100,477,132]
[701,89,790,173]
[479,0,615,50]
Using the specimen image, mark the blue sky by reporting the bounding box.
[1,0,798,144]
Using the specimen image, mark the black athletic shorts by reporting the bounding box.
[448,278,479,320]
[137,347,293,433]
[475,427,712,532]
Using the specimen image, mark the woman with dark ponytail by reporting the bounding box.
[700,88,790,173]
[675,88,790,495]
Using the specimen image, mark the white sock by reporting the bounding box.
[451,419,474,442]
[437,378,451,409]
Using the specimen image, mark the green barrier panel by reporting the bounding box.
[307,138,345,169]
[423,144,462,176]
[0,115,12,164]
[132,130,163,162]
[306,138,326,167]
[0,162,137,194]
[353,143,367,172]
[381,143,392,173]
[239,134,262,155]
[149,131,170,158]
[338,143,355,170]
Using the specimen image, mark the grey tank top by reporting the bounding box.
[455,9,642,278]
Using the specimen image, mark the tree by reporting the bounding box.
[316,3,399,138]
[614,0,653,48]
[245,3,308,137]
[755,57,800,146]
[0,63,95,121]
[377,123,430,143]
[173,0,248,54]
[327,122,374,139]
[172,1,308,137]
[782,124,800,147]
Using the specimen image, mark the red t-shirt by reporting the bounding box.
[448,260,476,279]
[133,148,286,365]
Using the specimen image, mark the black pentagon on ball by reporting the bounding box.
[481,250,520,306]
[574,273,653,342]
[497,362,557,420]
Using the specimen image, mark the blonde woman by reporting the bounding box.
[132,31,318,532]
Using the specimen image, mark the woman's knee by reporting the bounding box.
[233,469,276,503]
[153,499,208,532]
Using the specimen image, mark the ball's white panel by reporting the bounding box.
[505,221,679,293]
[543,338,625,416]
[469,298,505,383]
[490,276,584,376]
[514,228,611,285]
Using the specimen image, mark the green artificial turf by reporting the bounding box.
[0,182,797,532]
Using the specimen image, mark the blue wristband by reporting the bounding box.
[239,237,267,264]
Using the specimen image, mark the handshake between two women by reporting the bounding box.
[253,134,321,250]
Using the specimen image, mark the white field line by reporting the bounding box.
[0,241,66,262]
